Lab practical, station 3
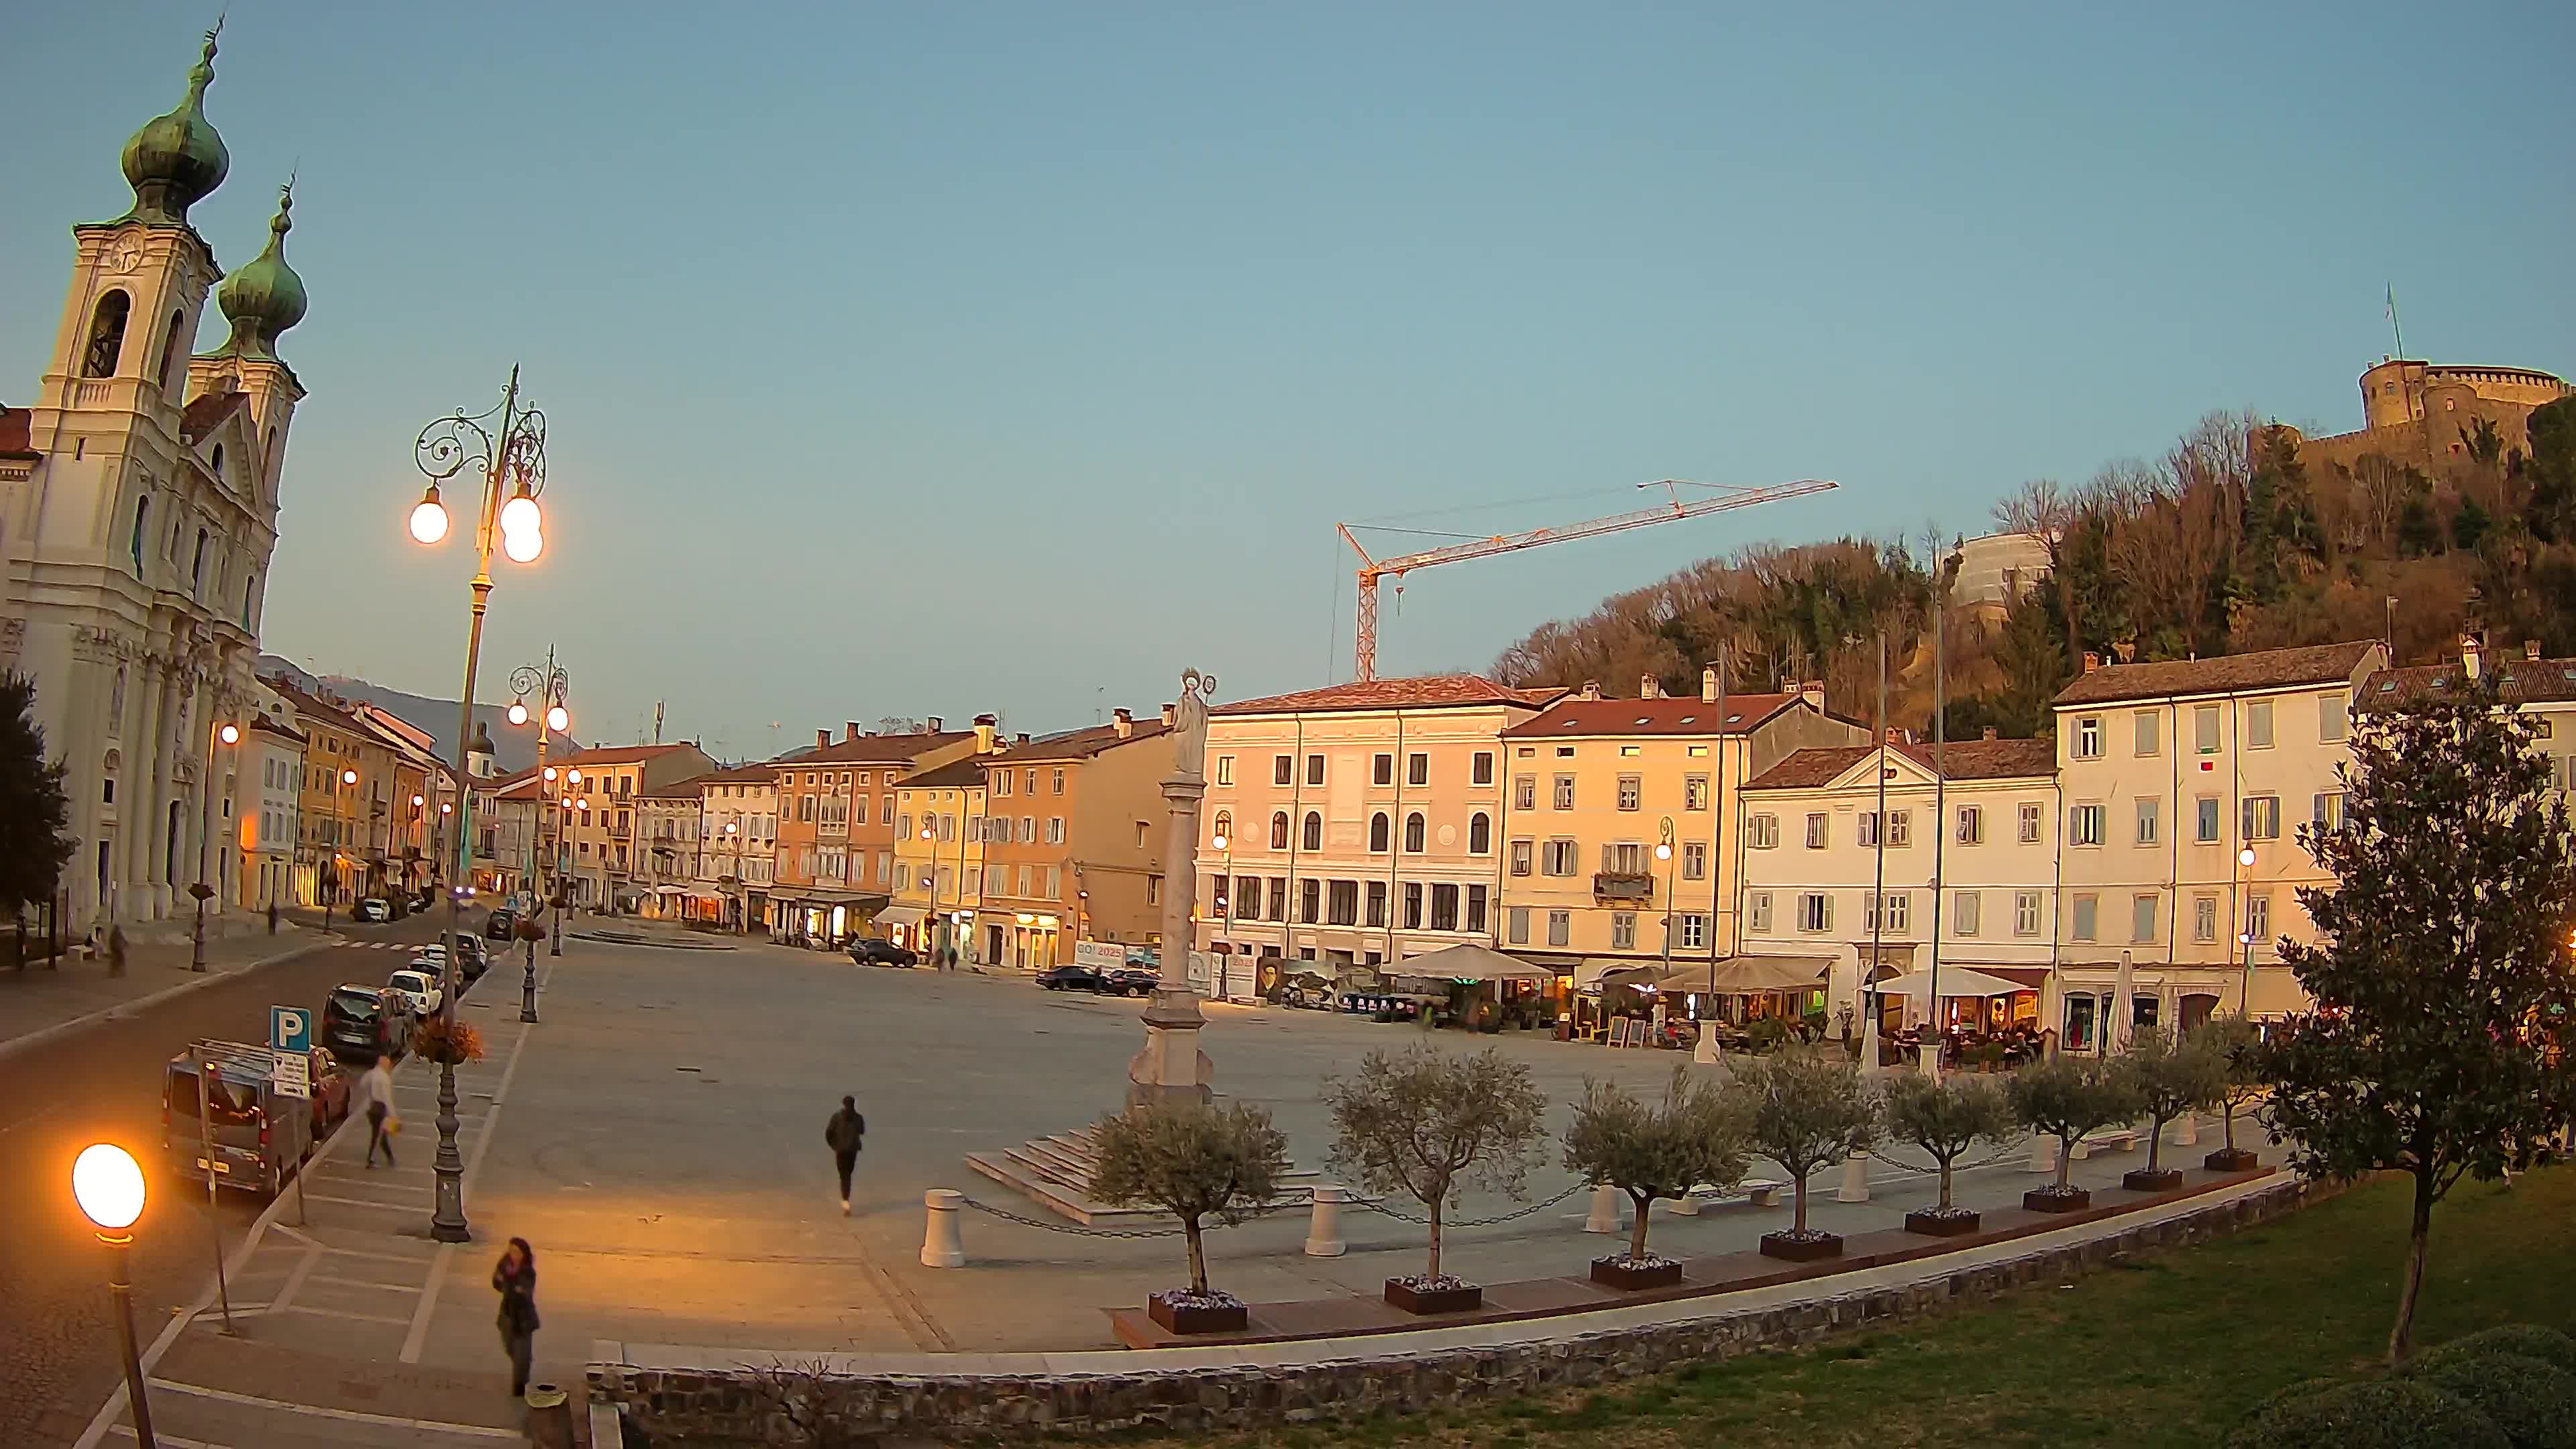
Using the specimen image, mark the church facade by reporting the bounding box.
[0,27,312,927]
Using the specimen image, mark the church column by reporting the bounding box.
[121,661,167,918]
[144,662,186,919]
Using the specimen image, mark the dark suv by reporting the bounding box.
[485,908,518,942]
[323,983,412,1064]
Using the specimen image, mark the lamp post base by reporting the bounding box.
[102,1236,158,1448]
[520,952,539,1023]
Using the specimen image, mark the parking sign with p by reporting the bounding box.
[270,1005,310,1055]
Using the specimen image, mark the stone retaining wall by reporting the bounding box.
[594,1177,2318,1445]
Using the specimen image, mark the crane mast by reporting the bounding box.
[1339,476,1838,682]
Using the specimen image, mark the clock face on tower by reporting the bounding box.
[107,237,144,275]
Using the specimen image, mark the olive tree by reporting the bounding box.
[2187,1014,2267,1160]
[1725,1052,1880,1236]
[1562,1064,1749,1264]
[1881,1071,2015,1214]
[2126,1026,2224,1176]
[2008,1054,2143,1195]
[1090,1099,1290,1298]
[1324,1044,1548,1284]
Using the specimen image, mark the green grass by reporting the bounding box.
[1148,1166,2576,1449]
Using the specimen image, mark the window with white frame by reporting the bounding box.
[1954,890,1980,936]
[1553,775,1575,810]
[1675,914,1707,949]
[1956,804,1982,844]
[1514,775,1536,810]
[1273,754,1293,786]
[1858,812,1879,848]
[1617,775,1641,810]
[1887,809,1911,846]
[2242,794,2281,840]
[1047,816,1065,844]
[2247,700,2275,749]
[1611,912,1635,950]
[1796,892,1833,932]
[2015,891,2042,936]
[2245,891,2272,942]
[2074,716,2103,759]
[2135,797,2159,845]
[2019,801,2043,843]
[2194,894,2218,943]
[1373,753,1393,786]
[1507,906,1529,945]
[2135,710,2160,756]
[1748,890,1774,932]
[1684,775,1709,810]
[1509,839,1533,875]
[1215,755,1233,785]
[1805,812,1828,849]
[1472,751,1495,786]
[1682,841,1707,879]
[1542,839,1578,875]
[1408,753,1430,786]
[2312,792,2344,830]
[2196,704,2220,753]
[1547,910,1570,947]
[2070,803,2104,846]
[1748,813,1778,849]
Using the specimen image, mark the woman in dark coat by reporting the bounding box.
[492,1238,540,1398]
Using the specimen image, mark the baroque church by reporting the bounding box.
[0,25,310,927]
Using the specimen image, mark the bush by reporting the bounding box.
[2222,1378,2508,1449]
[2417,1354,2576,1449]
[1745,1018,1791,1053]
[2414,1325,2576,1376]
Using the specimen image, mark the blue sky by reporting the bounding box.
[7,3,2571,757]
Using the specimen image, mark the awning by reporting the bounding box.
[1395,943,1555,981]
[1658,955,1833,995]
[876,905,928,928]
[1870,965,2035,999]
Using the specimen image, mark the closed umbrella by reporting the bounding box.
[2110,950,2135,1054]
[1857,967,1881,1075]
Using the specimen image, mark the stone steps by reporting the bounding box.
[965,1122,1324,1226]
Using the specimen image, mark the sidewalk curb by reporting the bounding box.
[0,936,333,1067]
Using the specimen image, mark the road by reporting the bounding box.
[0,912,486,1447]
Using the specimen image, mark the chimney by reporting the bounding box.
[1160,702,1177,728]
[1113,708,1134,740]
[845,722,861,743]
[973,713,998,753]
[1886,726,1903,745]
[2461,633,2482,681]
[2528,639,2544,662]
[2082,651,2101,674]
[926,716,943,733]
[1580,679,1602,701]
[1700,667,1718,704]
[1799,679,1824,710]
[816,729,831,749]
[1015,733,1031,746]
[1982,726,1998,741]
[1639,674,1660,700]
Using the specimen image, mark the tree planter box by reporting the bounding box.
[1146,1291,1248,1336]
[2123,1168,2185,1192]
[1758,1230,1843,1262]
[1589,1255,1684,1290]
[2024,1187,2092,1213]
[1383,1277,1482,1315]
[1903,1209,1982,1237]
[2204,1148,2260,1173]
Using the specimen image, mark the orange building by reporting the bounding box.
[970,707,1174,970]
[768,720,974,947]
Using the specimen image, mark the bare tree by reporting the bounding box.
[738,1356,854,1448]
[1993,478,2082,669]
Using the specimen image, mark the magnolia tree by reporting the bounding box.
[2261,672,2576,1365]
[2008,1055,2141,1199]
[1882,1071,2015,1216]
[1726,1052,1879,1240]
[1089,1099,1291,1301]
[2125,1026,2224,1179]
[1324,1044,1548,1286]
[1562,1065,1749,1265]
[2186,1014,2267,1164]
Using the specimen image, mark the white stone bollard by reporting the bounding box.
[920,1189,965,1268]
[1668,1185,1701,1217]
[1582,1184,1623,1234]
[2027,1130,2059,1175]
[1834,1150,1870,1203]
[2173,1112,2198,1147]
[1304,1185,1348,1257]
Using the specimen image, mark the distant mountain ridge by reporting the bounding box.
[256,655,580,775]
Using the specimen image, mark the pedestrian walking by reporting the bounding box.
[266,900,278,934]
[825,1094,866,1214]
[105,923,127,978]
[356,1054,398,1167]
[492,1238,540,1398]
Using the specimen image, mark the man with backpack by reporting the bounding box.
[824,1095,865,1214]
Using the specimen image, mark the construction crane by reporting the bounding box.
[1338,476,1839,682]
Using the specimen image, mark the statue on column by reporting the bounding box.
[1170,668,1216,780]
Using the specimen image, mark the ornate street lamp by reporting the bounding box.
[408,368,549,1245]
[508,650,571,981]
[72,1143,156,1448]
[190,722,240,972]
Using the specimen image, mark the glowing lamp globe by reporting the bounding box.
[566,769,581,785]
[545,704,569,733]
[218,723,239,745]
[498,489,541,538]
[1655,842,1672,861]
[407,488,450,545]
[507,700,529,727]
[341,769,358,786]
[500,525,543,564]
[541,765,557,782]
[72,1143,146,1232]
[1210,833,1227,851]
[2239,847,2257,867]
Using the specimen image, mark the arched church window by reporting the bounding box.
[192,528,208,591]
[156,311,184,394]
[83,291,131,378]
[211,443,224,480]
[128,496,149,574]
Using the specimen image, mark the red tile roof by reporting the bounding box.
[987,718,1170,763]
[1501,692,1802,739]
[2361,656,2576,709]
[553,743,698,767]
[1214,675,1564,716]
[2053,641,2381,706]
[0,407,38,460]
[1745,737,2058,791]
[772,731,971,767]
[179,390,247,443]
[695,761,781,786]
[899,757,990,790]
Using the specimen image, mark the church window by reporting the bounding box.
[129,497,149,574]
[83,291,131,378]
[191,529,209,591]
[156,311,184,393]
[211,443,224,480]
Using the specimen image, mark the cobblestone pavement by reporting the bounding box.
[0,913,454,1447]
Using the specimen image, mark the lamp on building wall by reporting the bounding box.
[408,367,551,1246]
[191,721,241,973]
[2237,845,2259,1013]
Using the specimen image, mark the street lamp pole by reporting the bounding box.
[409,368,549,1245]
[73,1144,156,1449]
[191,721,239,971]
[2237,845,2259,1015]
[508,654,569,1018]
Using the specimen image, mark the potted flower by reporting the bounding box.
[2007,1054,2141,1212]
[2121,1026,2224,1191]
[1089,1099,1291,1335]
[1884,1071,2016,1236]
[2188,1014,2266,1172]
[1562,1065,1748,1289]
[1324,1044,1548,1314]
[1727,1053,1880,1261]
[411,1014,484,1067]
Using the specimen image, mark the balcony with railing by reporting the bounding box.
[1593,871,1654,904]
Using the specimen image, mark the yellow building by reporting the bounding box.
[1494,672,1865,979]
[890,753,993,962]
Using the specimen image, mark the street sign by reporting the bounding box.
[269,1050,310,1099]
[269,1006,311,1055]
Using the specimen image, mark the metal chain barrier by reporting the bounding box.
[955,1193,1305,1240]
[1348,1181,1587,1228]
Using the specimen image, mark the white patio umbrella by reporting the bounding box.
[1866,965,2030,1001]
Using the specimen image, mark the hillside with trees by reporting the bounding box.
[1490,396,2576,738]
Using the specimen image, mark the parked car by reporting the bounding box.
[485,908,519,941]
[164,1042,349,1197]
[849,938,920,967]
[354,897,392,923]
[1100,967,1159,998]
[448,934,490,981]
[1038,964,1110,992]
[386,967,443,1017]
[323,983,412,1063]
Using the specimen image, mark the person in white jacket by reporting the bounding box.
[354,1055,397,1168]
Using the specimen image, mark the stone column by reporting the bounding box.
[144,665,185,919]
[1128,669,1216,1109]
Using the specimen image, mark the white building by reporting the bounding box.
[1737,734,2061,1036]
[694,762,777,930]
[635,778,704,918]
[239,710,301,910]
[0,30,309,927]
[2051,639,2385,1045]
